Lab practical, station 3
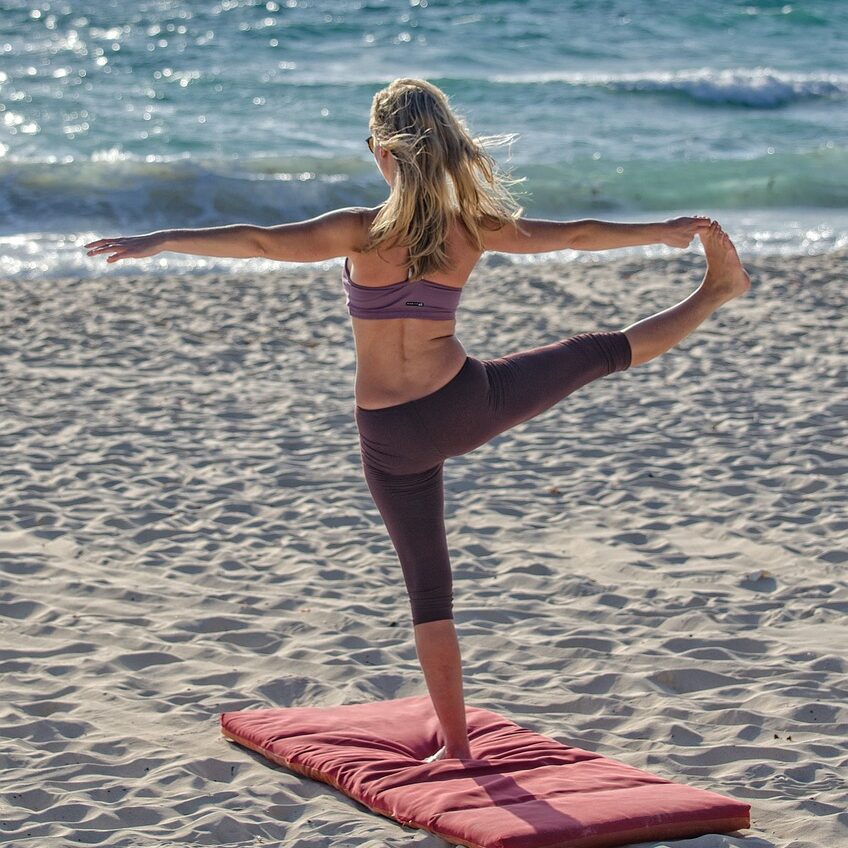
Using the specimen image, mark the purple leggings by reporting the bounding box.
[355,331,632,626]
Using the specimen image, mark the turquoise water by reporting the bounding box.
[2,0,847,279]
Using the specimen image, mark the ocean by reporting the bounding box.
[2,0,847,280]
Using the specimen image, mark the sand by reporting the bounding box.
[1,246,846,847]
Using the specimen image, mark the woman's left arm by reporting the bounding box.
[481,215,712,254]
[575,216,711,250]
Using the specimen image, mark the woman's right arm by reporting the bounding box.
[84,223,265,263]
[84,207,368,264]
[160,224,267,258]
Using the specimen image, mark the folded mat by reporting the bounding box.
[220,694,750,848]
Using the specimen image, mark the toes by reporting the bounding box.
[424,745,446,763]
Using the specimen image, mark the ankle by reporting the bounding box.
[445,742,472,759]
[693,282,727,311]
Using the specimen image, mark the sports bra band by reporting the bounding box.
[342,257,463,321]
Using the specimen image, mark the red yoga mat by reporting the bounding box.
[221,694,750,848]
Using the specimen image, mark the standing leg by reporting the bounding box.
[360,460,471,760]
[360,461,453,626]
[623,220,750,365]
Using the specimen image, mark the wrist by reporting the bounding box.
[156,229,179,252]
[651,222,668,245]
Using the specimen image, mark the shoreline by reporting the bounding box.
[9,238,847,291]
[3,224,847,285]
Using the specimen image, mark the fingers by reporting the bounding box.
[84,237,130,257]
[83,239,131,262]
[87,243,131,260]
[83,238,120,248]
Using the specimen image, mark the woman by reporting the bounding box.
[84,78,750,764]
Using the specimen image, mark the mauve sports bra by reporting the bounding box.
[342,257,463,321]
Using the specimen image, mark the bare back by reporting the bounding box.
[348,209,483,409]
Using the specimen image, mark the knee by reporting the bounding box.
[590,330,632,373]
[410,592,454,627]
[621,328,653,368]
[562,331,632,375]
[618,330,634,370]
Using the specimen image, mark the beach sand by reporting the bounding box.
[1,247,846,847]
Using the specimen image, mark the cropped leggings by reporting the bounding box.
[355,331,632,626]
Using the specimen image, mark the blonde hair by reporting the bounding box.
[364,77,525,279]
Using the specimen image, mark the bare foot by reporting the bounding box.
[423,745,446,763]
[423,745,473,763]
[699,220,751,304]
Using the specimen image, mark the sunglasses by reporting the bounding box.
[366,135,375,153]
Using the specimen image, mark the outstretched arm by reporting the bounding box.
[253,207,367,261]
[482,215,711,253]
[84,207,367,264]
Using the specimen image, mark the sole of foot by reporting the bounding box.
[700,221,751,304]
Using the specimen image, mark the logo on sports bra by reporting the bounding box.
[405,301,425,307]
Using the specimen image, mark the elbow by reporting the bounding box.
[565,219,602,251]
[565,220,592,251]
[249,226,269,259]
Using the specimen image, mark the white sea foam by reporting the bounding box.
[493,67,848,107]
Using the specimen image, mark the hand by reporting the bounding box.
[660,215,713,248]
[83,232,167,263]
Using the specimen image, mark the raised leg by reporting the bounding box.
[623,220,750,366]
